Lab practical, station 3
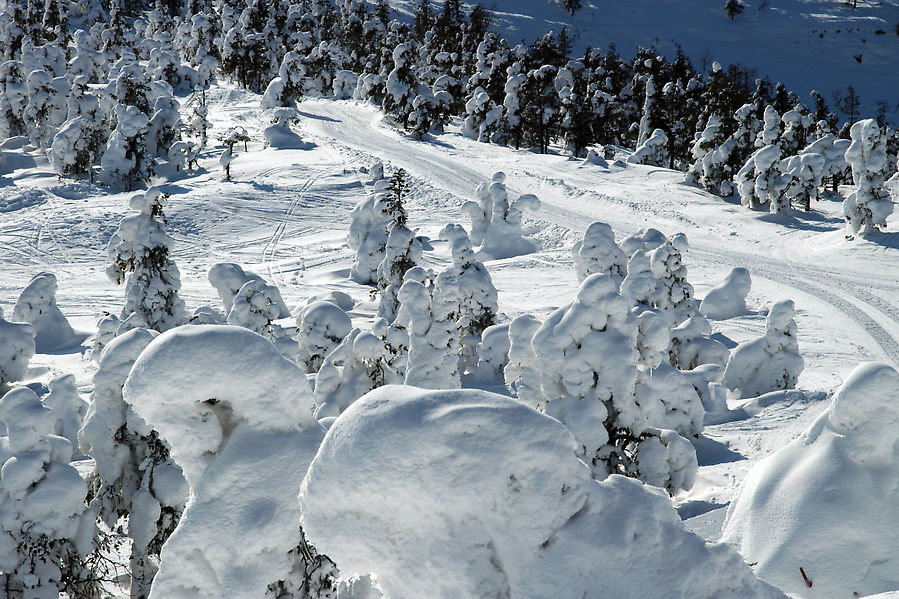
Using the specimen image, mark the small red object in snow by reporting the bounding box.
[799,566,813,588]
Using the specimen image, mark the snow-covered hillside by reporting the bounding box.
[404,0,899,121]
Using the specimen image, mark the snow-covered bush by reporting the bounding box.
[227,279,294,356]
[208,263,288,318]
[297,300,352,373]
[314,329,393,417]
[79,327,186,598]
[90,313,120,360]
[0,386,97,598]
[699,267,751,320]
[12,272,81,352]
[122,325,328,598]
[0,308,34,389]
[627,128,668,167]
[100,104,153,191]
[724,299,803,398]
[843,118,893,237]
[722,362,899,597]
[504,314,543,408]
[433,224,498,373]
[300,386,784,598]
[398,280,460,389]
[263,110,308,149]
[572,221,628,285]
[42,374,87,453]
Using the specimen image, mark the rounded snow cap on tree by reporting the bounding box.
[353,331,386,360]
[491,171,505,184]
[128,186,164,214]
[0,386,56,453]
[766,299,795,331]
[828,363,899,448]
[576,272,619,304]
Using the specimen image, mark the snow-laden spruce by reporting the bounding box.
[207,262,289,318]
[504,314,543,408]
[0,307,34,390]
[461,172,541,260]
[314,329,394,417]
[300,386,785,599]
[376,223,421,323]
[100,104,153,191]
[79,327,187,599]
[471,323,511,384]
[12,272,81,352]
[737,144,786,212]
[530,273,697,491]
[107,188,186,332]
[781,150,825,211]
[722,362,899,598]
[627,128,668,167]
[347,178,407,285]
[669,313,731,371]
[0,386,97,598]
[699,267,752,320]
[226,279,294,356]
[843,118,893,237]
[398,279,460,389]
[724,299,803,398]
[122,325,328,599]
[433,223,498,374]
[685,114,735,196]
[297,300,352,373]
[571,221,628,285]
[42,374,87,454]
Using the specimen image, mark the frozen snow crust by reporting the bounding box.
[123,325,324,598]
[723,362,899,598]
[300,385,784,599]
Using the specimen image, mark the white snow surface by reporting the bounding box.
[722,362,899,598]
[300,385,784,599]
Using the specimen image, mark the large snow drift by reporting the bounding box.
[123,325,324,599]
[300,385,783,599]
[722,362,899,598]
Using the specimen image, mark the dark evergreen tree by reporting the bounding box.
[725,0,744,19]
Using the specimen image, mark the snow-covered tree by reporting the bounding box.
[669,314,730,371]
[504,314,543,408]
[398,279,460,389]
[754,105,780,148]
[377,224,422,323]
[12,272,80,352]
[22,68,68,148]
[781,151,825,211]
[383,42,416,127]
[106,188,186,332]
[314,329,394,416]
[0,308,34,390]
[433,224,498,373]
[348,176,407,285]
[627,128,668,166]
[736,144,785,211]
[80,328,187,599]
[470,323,511,384]
[685,115,735,195]
[297,300,352,373]
[723,299,803,397]
[804,133,850,193]
[530,273,697,491]
[100,104,153,191]
[226,279,293,355]
[0,386,97,599]
[647,233,695,327]
[49,116,103,179]
[147,95,181,158]
[42,373,87,453]
[572,221,628,285]
[843,118,893,237]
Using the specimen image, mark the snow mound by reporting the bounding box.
[12,272,84,352]
[722,362,899,598]
[300,386,783,599]
[699,267,751,320]
[263,123,311,150]
[123,325,324,598]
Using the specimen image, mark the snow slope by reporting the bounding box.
[2,83,899,590]
[399,0,899,121]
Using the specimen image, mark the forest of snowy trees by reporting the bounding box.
[1,0,899,596]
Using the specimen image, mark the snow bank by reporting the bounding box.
[722,362,899,598]
[122,325,325,598]
[699,267,752,320]
[12,272,82,352]
[301,386,784,599]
